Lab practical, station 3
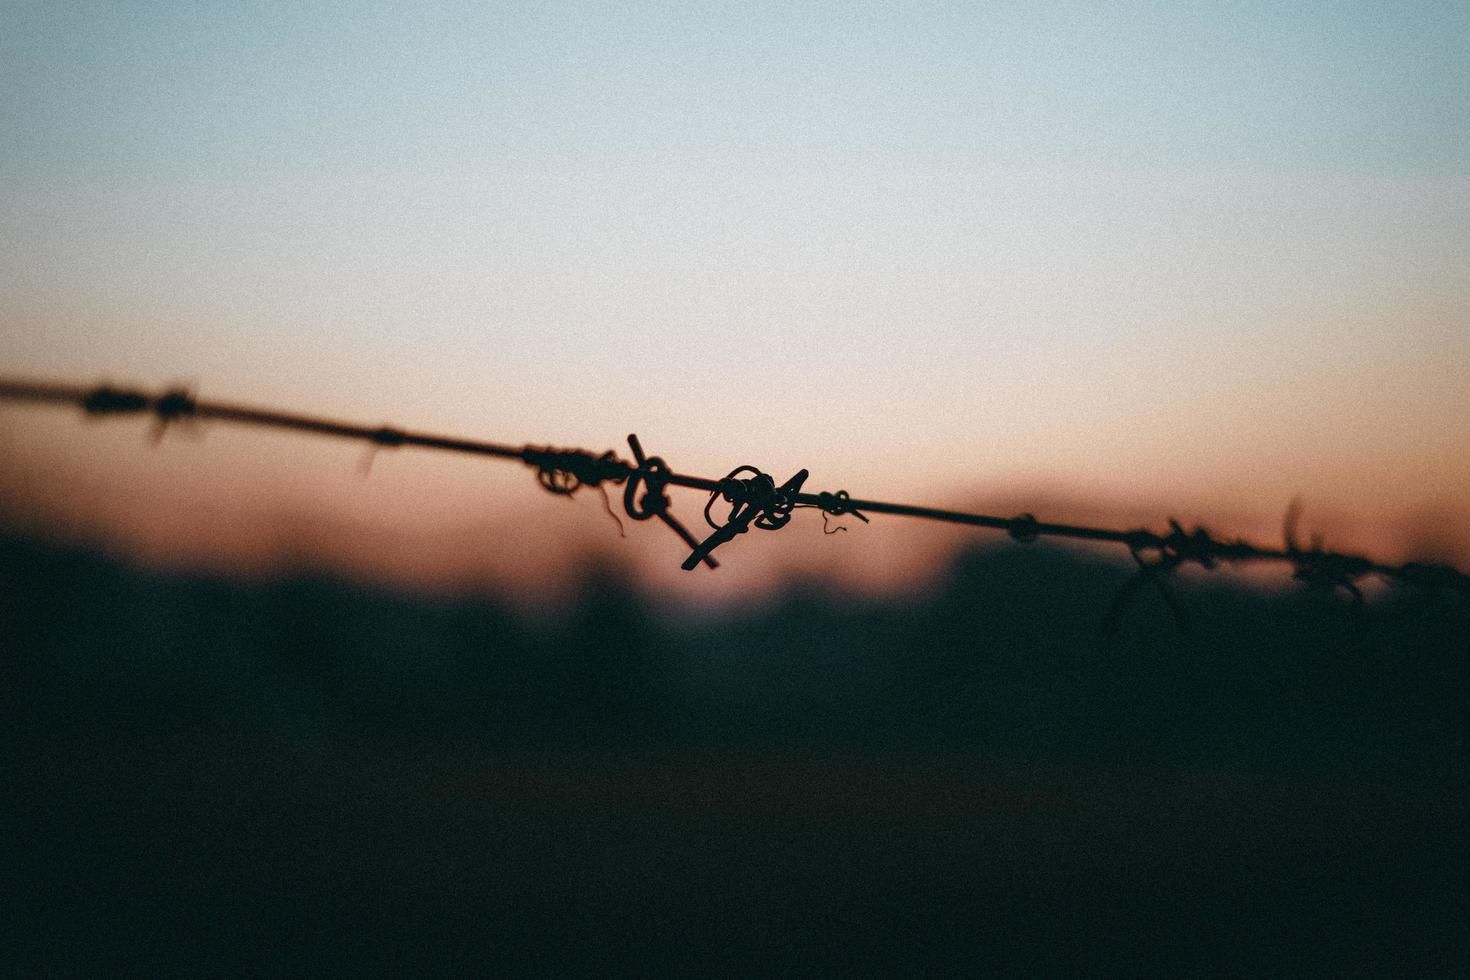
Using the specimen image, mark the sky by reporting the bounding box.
[2,1,1467,599]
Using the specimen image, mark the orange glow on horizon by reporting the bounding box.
[4,357,1466,608]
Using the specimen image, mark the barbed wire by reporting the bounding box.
[2,377,1466,631]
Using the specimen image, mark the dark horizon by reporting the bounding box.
[5,524,1467,974]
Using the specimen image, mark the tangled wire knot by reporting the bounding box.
[1105,521,1225,636]
[1283,499,1370,605]
[813,490,870,534]
[524,447,624,497]
[622,434,717,569]
[682,465,810,570]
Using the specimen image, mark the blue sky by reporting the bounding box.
[5,2,1468,181]
[8,0,1470,181]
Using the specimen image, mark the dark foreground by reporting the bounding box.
[2,531,1467,975]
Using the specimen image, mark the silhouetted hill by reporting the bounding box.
[2,529,1467,975]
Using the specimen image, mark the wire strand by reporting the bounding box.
[2,377,1465,608]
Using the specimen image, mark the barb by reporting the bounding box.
[1283,497,1369,605]
[811,490,870,535]
[1104,521,1215,636]
[1103,543,1192,638]
[2,377,1467,618]
[683,465,809,570]
[622,434,716,569]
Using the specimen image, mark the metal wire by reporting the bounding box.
[2,377,1466,625]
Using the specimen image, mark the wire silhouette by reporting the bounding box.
[2,377,1466,629]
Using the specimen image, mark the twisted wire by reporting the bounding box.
[3,377,1466,621]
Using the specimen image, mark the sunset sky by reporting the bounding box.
[2,1,1467,599]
